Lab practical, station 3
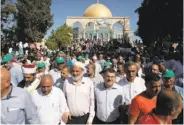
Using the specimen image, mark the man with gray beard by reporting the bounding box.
[62,61,95,124]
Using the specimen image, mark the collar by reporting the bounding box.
[103,83,118,90]
[126,77,137,84]
[72,77,85,86]
[39,87,53,97]
[1,85,13,100]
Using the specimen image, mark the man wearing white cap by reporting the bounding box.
[62,61,95,124]
[18,64,40,94]
[92,56,102,75]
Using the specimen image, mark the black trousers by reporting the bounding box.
[67,113,89,124]
[119,105,129,124]
[93,116,121,124]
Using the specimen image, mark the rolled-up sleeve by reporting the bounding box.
[24,91,39,124]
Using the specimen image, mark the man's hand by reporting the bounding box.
[86,121,92,125]
[62,112,71,123]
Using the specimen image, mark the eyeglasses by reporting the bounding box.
[106,76,116,78]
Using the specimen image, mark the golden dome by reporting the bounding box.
[83,3,112,17]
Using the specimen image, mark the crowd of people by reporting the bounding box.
[1,39,183,124]
[66,38,133,55]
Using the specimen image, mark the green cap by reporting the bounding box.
[56,57,65,64]
[38,62,46,68]
[2,53,12,63]
[77,56,84,61]
[162,69,175,78]
[104,61,111,67]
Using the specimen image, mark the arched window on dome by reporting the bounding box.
[73,22,83,40]
[85,22,95,40]
[113,22,123,40]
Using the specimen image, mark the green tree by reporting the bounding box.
[1,0,16,43]
[46,24,73,50]
[45,30,57,50]
[45,40,58,50]
[135,0,183,46]
[16,0,53,43]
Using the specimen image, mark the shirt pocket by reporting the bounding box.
[5,108,24,124]
[52,102,60,112]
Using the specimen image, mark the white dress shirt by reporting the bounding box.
[49,69,61,84]
[95,62,102,74]
[95,83,123,122]
[63,77,95,123]
[97,59,106,69]
[10,64,24,87]
[118,77,146,105]
[138,68,143,77]
[83,73,104,86]
[31,87,69,124]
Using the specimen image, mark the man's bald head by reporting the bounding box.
[41,74,53,85]
[1,66,11,81]
[40,74,53,95]
[0,67,11,92]
[155,90,182,119]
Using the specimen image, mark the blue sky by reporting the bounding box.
[45,0,143,38]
